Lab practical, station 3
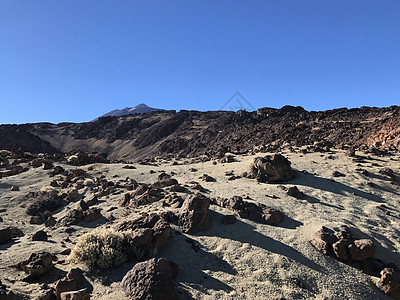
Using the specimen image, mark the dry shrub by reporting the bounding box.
[83,178,94,186]
[69,229,127,269]
[0,150,11,158]
[67,155,79,165]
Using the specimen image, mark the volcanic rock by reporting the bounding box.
[19,252,54,281]
[377,267,400,299]
[287,186,305,199]
[0,227,22,245]
[310,226,338,255]
[121,258,176,300]
[26,191,65,216]
[152,173,178,188]
[348,239,376,261]
[250,154,295,183]
[32,230,48,241]
[178,194,211,234]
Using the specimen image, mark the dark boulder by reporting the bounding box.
[122,258,177,300]
[178,194,211,234]
[251,154,295,183]
[19,252,54,281]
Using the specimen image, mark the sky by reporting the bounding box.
[1,1,400,124]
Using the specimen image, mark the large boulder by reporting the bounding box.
[19,252,54,281]
[26,191,65,216]
[251,154,295,183]
[377,267,400,299]
[178,194,211,234]
[55,268,85,297]
[122,258,177,300]
[115,213,171,260]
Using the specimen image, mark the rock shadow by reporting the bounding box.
[86,262,136,286]
[0,239,20,250]
[293,173,384,203]
[303,195,345,211]
[201,211,325,273]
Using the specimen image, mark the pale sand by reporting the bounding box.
[1,149,399,299]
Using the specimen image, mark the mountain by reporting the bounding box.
[0,106,399,162]
[99,104,164,118]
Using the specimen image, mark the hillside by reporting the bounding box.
[0,106,399,161]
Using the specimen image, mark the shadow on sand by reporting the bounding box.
[293,173,385,203]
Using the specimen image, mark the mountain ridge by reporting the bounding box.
[98,103,164,119]
[0,105,399,161]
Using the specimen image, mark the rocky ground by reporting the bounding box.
[1,146,400,299]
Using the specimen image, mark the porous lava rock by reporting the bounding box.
[121,258,177,300]
[178,194,211,234]
[250,154,295,183]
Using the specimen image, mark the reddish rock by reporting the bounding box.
[82,208,102,223]
[56,268,85,297]
[310,226,339,255]
[332,239,351,261]
[66,189,79,202]
[261,207,283,225]
[178,194,211,234]
[348,239,376,261]
[45,216,56,227]
[152,173,178,188]
[377,267,400,299]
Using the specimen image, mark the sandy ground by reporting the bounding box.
[1,148,400,299]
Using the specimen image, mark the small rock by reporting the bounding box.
[310,226,338,255]
[45,216,56,227]
[377,267,400,299]
[332,239,351,261]
[60,288,90,300]
[332,171,346,177]
[200,174,216,182]
[32,230,48,241]
[10,185,19,191]
[287,186,305,199]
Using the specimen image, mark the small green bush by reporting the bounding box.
[69,229,127,269]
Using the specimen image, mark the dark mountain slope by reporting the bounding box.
[0,106,399,161]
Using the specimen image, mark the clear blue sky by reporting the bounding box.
[1,1,399,124]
